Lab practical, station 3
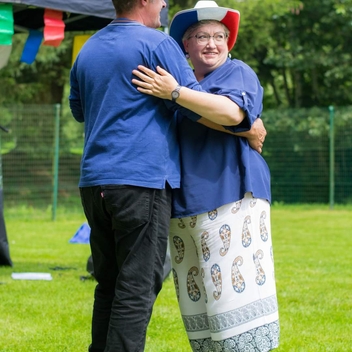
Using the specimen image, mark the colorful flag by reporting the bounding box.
[72,34,91,65]
[0,3,14,69]
[43,8,65,47]
[0,3,13,45]
[20,30,43,64]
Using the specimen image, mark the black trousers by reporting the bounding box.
[80,185,172,352]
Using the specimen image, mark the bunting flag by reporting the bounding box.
[0,3,14,69]
[20,29,43,64]
[43,8,65,47]
[0,3,13,45]
[72,34,91,65]
[0,44,11,70]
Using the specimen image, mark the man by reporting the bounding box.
[69,0,265,351]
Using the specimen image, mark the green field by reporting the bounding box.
[0,205,351,351]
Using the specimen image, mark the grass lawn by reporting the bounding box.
[0,204,351,351]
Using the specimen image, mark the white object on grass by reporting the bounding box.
[11,273,53,281]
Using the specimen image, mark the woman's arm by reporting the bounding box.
[132,65,245,126]
[132,64,266,153]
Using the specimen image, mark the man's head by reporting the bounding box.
[111,0,138,15]
[111,0,167,28]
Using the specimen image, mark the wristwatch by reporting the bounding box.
[171,85,181,102]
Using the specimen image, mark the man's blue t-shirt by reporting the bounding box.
[172,58,271,218]
[69,20,202,189]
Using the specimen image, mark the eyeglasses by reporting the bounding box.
[188,32,228,45]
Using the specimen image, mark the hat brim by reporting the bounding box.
[169,7,240,54]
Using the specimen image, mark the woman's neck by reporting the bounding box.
[194,67,212,82]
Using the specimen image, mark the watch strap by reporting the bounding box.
[171,85,181,102]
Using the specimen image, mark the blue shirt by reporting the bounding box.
[172,58,271,218]
[69,20,202,189]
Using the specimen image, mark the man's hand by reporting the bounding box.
[198,117,266,153]
[235,118,267,153]
[247,118,266,153]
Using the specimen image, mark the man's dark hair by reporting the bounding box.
[112,0,138,15]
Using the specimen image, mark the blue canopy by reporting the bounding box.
[0,0,168,32]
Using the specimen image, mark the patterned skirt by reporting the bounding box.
[169,193,279,352]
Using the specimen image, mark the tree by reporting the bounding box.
[1,0,352,109]
[0,32,73,105]
[256,0,352,107]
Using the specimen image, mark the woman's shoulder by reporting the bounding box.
[226,58,257,76]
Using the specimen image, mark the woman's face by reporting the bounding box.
[183,22,229,75]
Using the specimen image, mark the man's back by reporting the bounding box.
[69,21,185,189]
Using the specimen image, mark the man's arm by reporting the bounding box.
[69,66,84,123]
[198,117,266,154]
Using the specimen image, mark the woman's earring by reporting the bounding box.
[228,53,232,58]
[185,53,190,59]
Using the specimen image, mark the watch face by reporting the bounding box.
[172,91,180,101]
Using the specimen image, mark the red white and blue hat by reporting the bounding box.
[169,1,240,54]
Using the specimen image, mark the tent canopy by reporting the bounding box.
[0,0,168,32]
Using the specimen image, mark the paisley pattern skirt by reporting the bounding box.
[169,193,279,351]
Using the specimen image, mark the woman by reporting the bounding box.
[132,2,279,351]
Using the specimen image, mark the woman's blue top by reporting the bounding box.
[172,58,271,218]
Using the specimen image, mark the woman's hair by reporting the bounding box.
[112,0,138,15]
[182,20,230,41]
